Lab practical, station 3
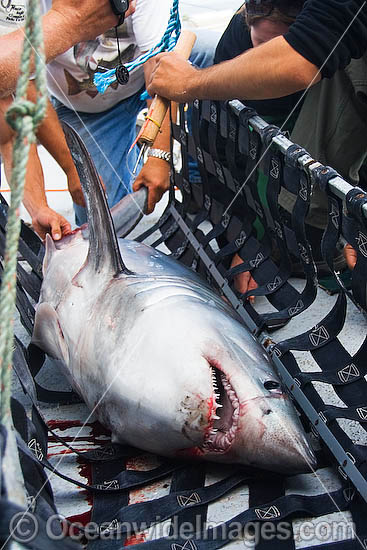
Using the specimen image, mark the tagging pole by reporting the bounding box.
[132,30,197,172]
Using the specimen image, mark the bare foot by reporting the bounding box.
[230,253,258,302]
[344,243,357,270]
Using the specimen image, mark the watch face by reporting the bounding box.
[111,0,129,16]
[116,0,129,14]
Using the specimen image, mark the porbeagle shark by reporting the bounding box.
[31,123,316,474]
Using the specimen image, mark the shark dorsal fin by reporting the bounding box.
[62,121,131,277]
[111,187,148,238]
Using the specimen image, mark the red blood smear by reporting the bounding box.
[66,510,92,527]
[175,447,204,458]
[89,421,111,438]
[124,533,146,546]
[66,510,93,538]
[69,226,84,236]
[48,436,109,445]
[77,457,94,506]
[125,455,158,471]
[47,419,110,439]
[204,396,215,437]
[80,489,93,507]
[47,419,112,510]
[47,447,92,457]
[47,419,83,431]
[77,457,93,485]
[48,420,98,510]
[47,448,74,457]
[47,418,111,448]
[49,436,92,443]
[128,493,145,504]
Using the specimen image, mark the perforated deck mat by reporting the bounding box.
[1,98,367,549]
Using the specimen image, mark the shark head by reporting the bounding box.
[100,296,316,474]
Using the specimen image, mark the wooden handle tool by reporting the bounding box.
[139,30,197,146]
[132,30,197,173]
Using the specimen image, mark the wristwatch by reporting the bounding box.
[147,148,172,164]
[109,0,129,19]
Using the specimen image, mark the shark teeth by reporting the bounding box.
[202,367,240,453]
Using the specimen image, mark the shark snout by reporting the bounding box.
[230,395,317,473]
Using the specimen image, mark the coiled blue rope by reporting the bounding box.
[94,0,181,94]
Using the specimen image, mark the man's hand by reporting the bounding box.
[0,0,136,97]
[344,243,357,270]
[230,253,258,302]
[133,157,170,214]
[50,0,136,46]
[31,206,72,241]
[147,52,199,103]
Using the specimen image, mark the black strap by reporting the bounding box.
[344,188,367,310]
[0,499,81,549]
[18,435,182,494]
[125,489,350,549]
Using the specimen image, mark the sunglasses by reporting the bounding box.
[245,0,304,20]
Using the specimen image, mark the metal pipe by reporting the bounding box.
[229,100,367,219]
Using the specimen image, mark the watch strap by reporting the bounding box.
[147,148,172,164]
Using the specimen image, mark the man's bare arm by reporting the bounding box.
[35,97,85,207]
[0,95,71,240]
[1,138,72,241]
[147,36,320,103]
[0,0,135,97]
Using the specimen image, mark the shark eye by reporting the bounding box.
[264,380,281,391]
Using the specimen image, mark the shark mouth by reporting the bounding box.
[202,366,240,453]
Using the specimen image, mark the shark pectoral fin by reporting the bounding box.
[111,187,148,238]
[32,303,69,364]
[43,234,57,276]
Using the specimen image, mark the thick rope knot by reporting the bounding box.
[5,99,38,136]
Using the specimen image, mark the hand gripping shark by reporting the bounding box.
[31,123,316,474]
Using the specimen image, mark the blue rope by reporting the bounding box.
[94,0,181,94]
